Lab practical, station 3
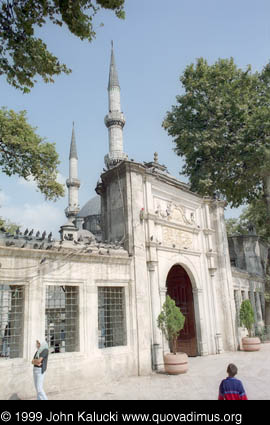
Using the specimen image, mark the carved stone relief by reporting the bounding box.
[154,198,196,226]
[162,226,193,249]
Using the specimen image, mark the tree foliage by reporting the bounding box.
[0,107,65,200]
[0,215,19,233]
[239,299,255,337]
[163,58,270,222]
[0,0,125,92]
[225,197,269,241]
[157,295,185,354]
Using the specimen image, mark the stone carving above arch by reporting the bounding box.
[162,226,193,250]
[154,198,196,226]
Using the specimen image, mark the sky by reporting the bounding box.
[1,0,270,237]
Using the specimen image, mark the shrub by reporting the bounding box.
[240,299,255,337]
[157,295,185,354]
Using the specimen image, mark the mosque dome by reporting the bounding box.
[77,195,101,218]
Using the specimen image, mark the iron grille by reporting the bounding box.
[45,285,79,354]
[98,287,127,348]
[0,285,24,359]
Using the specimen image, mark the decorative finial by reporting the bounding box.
[154,152,158,163]
[72,121,74,128]
[111,40,113,49]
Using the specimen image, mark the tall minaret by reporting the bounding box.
[65,123,80,221]
[104,41,128,169]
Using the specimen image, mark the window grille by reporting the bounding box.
[45,286,79,354]
[0,285,24,359]
[98,287,127,348]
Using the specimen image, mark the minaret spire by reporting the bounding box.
[65,123,80,221]
[69,121,78,160]
[104,42,128,169]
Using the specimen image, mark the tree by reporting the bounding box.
[240,299,255,337]
[157,295,185,354]
[226,198,269,241]
[0,0,125,92]
[0,107,64,200]
[0,216,20,233]
[163,58,270,235]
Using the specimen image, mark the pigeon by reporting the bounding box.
[36,231,40,238]
[48,232,53,241]
[39,242,45,250]
[29,229,34,237]
[41,231,46,240]
[40,257,46,264]
[6,241,15,246]
[24,228,29,236]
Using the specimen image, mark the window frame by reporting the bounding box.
[96,280,130,352]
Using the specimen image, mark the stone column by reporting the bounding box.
[234,290,241,327]
[147,261,163,370]
[193,288,208,356]
[255,291,264,331]
[209,270,224,354]
[259,292,265,321]
[159,287,170,353]
[233,289,242,348]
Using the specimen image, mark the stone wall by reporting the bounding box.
[0,245,144,400]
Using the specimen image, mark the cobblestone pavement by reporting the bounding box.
[30,343,270,400]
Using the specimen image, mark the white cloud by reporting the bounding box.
[0,202,64,237]
[0,190,10,207]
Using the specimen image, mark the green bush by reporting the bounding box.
[240,299,255,337]
[157,295,185,354]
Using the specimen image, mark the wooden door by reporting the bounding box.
[166,265,197,356]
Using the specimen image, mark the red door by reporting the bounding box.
[166,265,197,356]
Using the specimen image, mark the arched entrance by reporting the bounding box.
[166,265,197,356]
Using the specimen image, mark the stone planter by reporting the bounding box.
[242,337,261,352]
[164,352,188,374]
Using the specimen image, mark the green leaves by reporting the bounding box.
[0,108,65,200]
[226,197,270,241]
[157,295,185,354]
[239,299,255,337]
[163,58,270,210]
[0,0,125,92]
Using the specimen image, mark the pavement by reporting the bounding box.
[30,343,270,400]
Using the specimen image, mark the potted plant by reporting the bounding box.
[239,299,261,351]
[157,295,188,374]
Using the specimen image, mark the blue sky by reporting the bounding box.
[1,0,270,236]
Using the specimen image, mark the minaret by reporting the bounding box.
[65,123,80,221]
[104,41,128,169]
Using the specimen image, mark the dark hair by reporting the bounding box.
[227,363,238,377]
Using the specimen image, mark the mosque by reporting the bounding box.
[0,45,267,399]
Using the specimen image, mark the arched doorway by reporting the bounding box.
[166,265,197,356]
